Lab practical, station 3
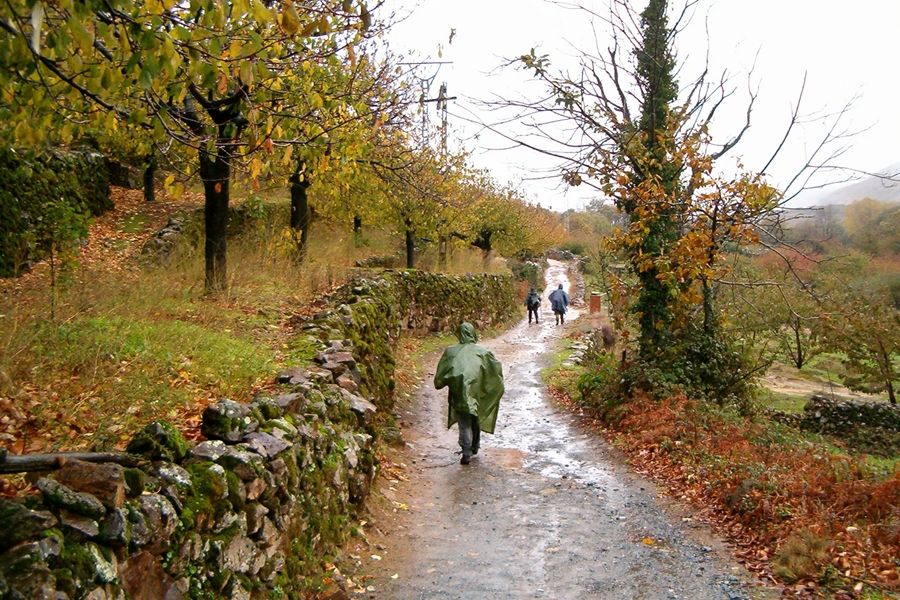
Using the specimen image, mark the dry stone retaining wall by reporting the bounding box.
[0,270,518,600]
[769,395,900,456]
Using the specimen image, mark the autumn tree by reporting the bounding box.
[515,0,782,400]
[823,290,900,404]
[267,41,414,260]
[841,197,900,256]
[0,0,375,291]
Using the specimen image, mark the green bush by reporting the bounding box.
[616,326,759,412]
[576,352,623,416]
[556,240,587,255]
[507,258,544,289]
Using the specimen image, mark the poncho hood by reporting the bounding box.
[455,322,478,344]
[434,323,504,434]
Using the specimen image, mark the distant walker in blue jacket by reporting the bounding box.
[548,284,571,325]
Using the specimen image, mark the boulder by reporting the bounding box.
[216,535,258,574]
[275,367,310,385]
[244,503,269,536]
[153,463,192,492]
[270,392,309,414]
[250,397,283,421]
[86,542,117,584]
[58,509,100,539]
[126,503,151,549]
[0,539,58,600]
[306,367,334,384]
[335,373,359,394]
[0,499,58,552]
[118,551,177,600]
[187,440,228,462]
[98,507,130,548]
[341,389,377,425]
[217,447,265,482]
[137,494,178,553]
[242,433,292,459]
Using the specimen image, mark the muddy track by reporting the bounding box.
[343,261,778,600]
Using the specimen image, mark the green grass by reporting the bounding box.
[861,454,900,476]
[802,353,848,384]
[756,389,807,413]
[0,201,520,455]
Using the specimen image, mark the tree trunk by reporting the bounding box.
[793,319,804,369]
[143,155,156,203]
[353,216,362,234]
[471,230,492,264]
[200,151,230,293]
[405,216,415,269]
[438,234,447,269]
[289,170,312,261]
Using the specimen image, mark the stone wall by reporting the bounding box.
[0,271,518,600]
[769,395,900,457]
[0,147,112,278]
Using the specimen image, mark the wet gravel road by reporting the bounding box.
[347,261,774,600]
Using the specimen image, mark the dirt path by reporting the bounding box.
[343,261,777,600]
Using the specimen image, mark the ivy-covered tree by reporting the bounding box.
[516,0,784,400]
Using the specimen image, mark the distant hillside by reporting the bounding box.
[792,162,900,207]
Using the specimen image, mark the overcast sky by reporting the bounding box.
[379,0,900,212]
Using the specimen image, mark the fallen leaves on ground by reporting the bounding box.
[548,386,900,599]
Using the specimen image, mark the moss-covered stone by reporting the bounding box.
[201,399,259,443]
[181,463,232,531]
[0,498,58,552]
[126,420,189,462]
[35,477,106,520]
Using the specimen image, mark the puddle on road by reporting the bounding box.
[483,260,618,489]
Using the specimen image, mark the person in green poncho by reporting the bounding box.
[434,323,505,464]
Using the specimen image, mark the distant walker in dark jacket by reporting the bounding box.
[548,284,571,325]
[525,288,541,324]
[433,323,505,465]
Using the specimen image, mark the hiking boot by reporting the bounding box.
[460,452,471,465]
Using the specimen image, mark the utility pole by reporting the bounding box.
[405,62,457,269]
[419,80,456,153]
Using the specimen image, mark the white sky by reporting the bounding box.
[379,0,900,212]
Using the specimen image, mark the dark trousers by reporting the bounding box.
[554,310,565,325]
[528,308,539,323]
[456,412,481,456]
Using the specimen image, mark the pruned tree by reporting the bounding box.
[278,42,419,260]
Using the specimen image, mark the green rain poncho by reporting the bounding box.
[433,323,505,434]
